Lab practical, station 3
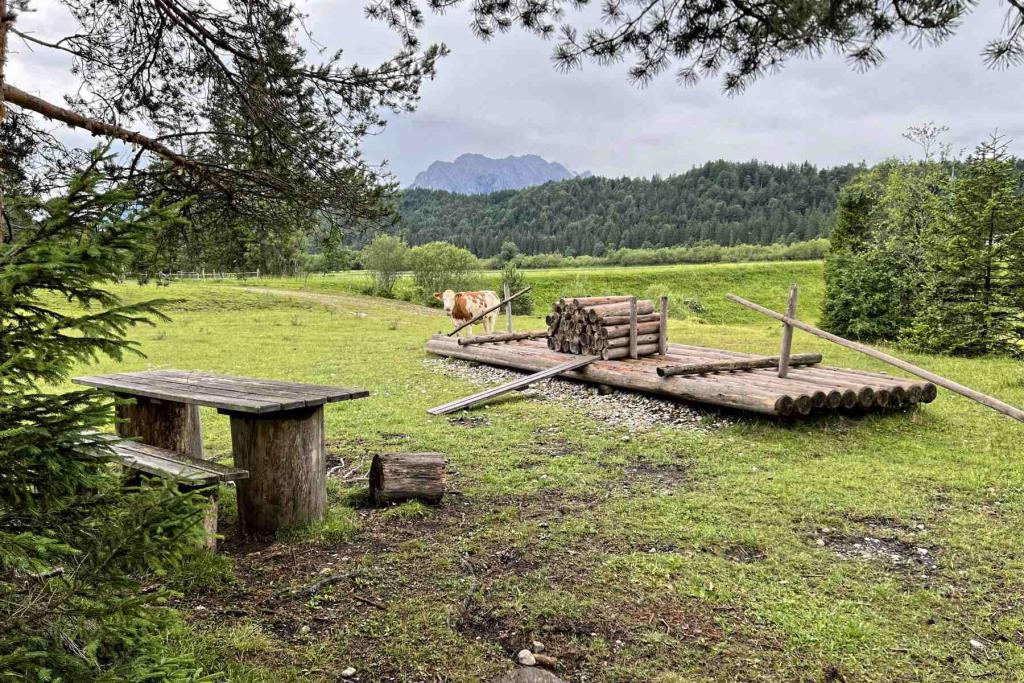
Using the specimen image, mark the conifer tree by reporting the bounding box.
[0,149,209,680]
[909,138,1024,356]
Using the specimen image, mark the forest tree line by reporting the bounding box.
[395,160,862,258]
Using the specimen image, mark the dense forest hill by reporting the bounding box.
[409,153,587,194]
[397,160,862,257]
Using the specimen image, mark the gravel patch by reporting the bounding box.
[424,357,723,433]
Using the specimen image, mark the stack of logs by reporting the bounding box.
[546,295,666,360]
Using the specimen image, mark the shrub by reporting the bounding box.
[362,234,408,297]
[406,241,479,303]
[500,262,533,314]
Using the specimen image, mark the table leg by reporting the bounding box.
[116,395,216,547]
[115,395,204,457]
[229,406,326,536]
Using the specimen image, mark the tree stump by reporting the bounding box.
[115,395,203,456]
[369,453,446,506]
[229,406,326,536]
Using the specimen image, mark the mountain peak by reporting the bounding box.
[410,153,587,194]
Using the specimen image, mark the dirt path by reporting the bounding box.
[240,286,443,320]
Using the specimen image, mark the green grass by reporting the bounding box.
[63,261,1024,681]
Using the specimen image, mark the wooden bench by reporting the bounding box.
[74,369,369,535]
[110,440,248,485]
[104,438,248,548]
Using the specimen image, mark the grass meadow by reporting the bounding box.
[63,261,1024,681]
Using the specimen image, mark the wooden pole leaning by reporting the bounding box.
[726,293,1024,423]
[448,287,532,337]
[779,283,798,378]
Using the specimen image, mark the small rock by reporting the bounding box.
[341,667,357,678]
[517,649,536,666]
[916,548,929,555]
[621,435,631,443]
[532,640,545,653]
[299,625,310,635]
[816,538,826,546]
[969,639,985,650]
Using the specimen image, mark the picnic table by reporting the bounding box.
[74,369,369,535]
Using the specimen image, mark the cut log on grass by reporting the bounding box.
[726,293,1024,423]
[369,453,447,505]
[657,353,822,377]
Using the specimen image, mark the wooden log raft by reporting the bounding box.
[370,453,446,505]
[546,297,666,357]
[657,353,822,377]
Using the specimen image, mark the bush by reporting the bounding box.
[500,262,533,314]
[406,241,479,303]
[362,234,408,297]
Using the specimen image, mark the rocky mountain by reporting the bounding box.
[410,153,588,194]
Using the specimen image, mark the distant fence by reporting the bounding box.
[160,270,262,281]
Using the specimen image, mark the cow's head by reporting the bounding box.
[434,289,457,314]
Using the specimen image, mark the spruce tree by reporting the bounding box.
[0,150,210,680]
[909,138,1024,356]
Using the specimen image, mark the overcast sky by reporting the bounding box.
[11,1,1024,185]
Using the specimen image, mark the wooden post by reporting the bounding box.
[504,282,513,333]
[726,293,1024,423]
[658,296,668,356]
[369,453,446,505]
[229,406,326,535]
[778,283,798,378]
[115,396,203,457]
[628,297,638,359]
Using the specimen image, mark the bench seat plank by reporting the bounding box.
[110,440,249,484]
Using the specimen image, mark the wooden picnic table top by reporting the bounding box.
[73,369,369,414]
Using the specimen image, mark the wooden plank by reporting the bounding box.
[74,370,369,413]
[109,440,249,483]
[657,353,822,377]
[457,330,549,345]
[142,370,368,401]
[658,296,668,356]
[427,355,599,415]
[726,293,1024,423]
[148,370,364,404]
[778,284,798,378]
[448,287,532,337]
[75,374,273,412]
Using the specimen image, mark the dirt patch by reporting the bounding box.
[449,414,491,428]
[812,522,938,576]
[424,357,724,434]
[622,459,692,493]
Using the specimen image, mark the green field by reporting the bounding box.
[68,261,1024,681]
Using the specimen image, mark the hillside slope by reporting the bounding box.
[398,160,862,256]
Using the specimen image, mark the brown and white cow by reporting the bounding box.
[435,289,500,336]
